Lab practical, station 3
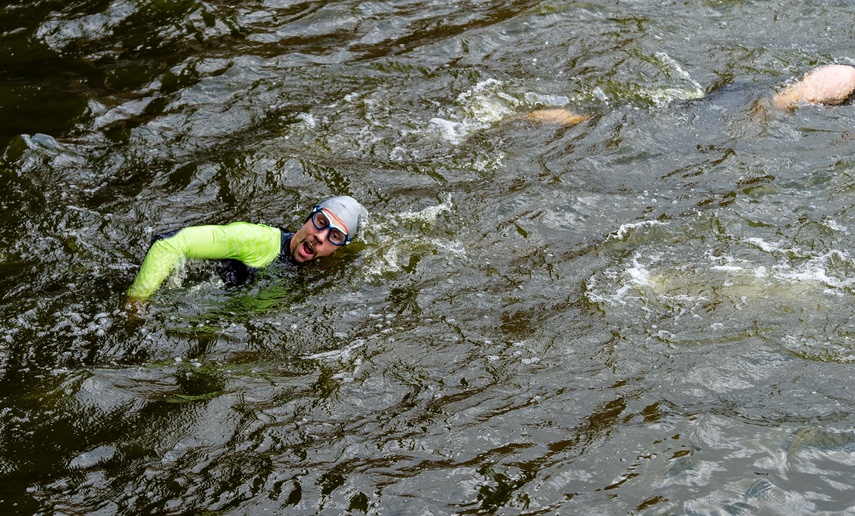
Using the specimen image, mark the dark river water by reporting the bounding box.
[3,0,855,514]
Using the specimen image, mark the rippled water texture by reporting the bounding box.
[3,0,855,513]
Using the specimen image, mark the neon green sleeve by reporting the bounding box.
[127,222,283,300]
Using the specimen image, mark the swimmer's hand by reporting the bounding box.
[123,296,148,319]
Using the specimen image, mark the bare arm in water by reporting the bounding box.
[771,64,855,109]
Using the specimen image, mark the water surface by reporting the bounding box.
[3,0,855,513]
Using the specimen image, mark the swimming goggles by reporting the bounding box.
[311,206,350,246]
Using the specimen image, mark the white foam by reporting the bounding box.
[744,237,789,254]
[650,52,705,104]
[821,218,848,234]
[362,195,464,278]
[456,79,516,122]
[430,78,516,144]
[626,256,652,286]
[711,265,744,272]
[427,238,467,258]
[772,250,855,291]
[296,112,316,128]
[584,274,637,306]
[303,339,365,360]
[395,196,452,224]
[610,219,667,240]
[429,118,471,146]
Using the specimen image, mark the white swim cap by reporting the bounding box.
[317,196,366,242]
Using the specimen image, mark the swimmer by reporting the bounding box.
[126,196,366,304]
[522,64,855,125]
[771,64,855,109]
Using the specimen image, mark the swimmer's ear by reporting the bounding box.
[523,108,591,126]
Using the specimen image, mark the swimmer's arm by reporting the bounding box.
[771,65,855,110]
[126,223,281,301]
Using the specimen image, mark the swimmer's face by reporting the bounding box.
[290,208,349,263]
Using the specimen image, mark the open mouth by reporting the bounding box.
[299,240,315,260]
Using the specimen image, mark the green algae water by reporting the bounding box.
[3,0,855,513]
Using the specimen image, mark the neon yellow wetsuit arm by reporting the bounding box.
[127,222,283,300]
